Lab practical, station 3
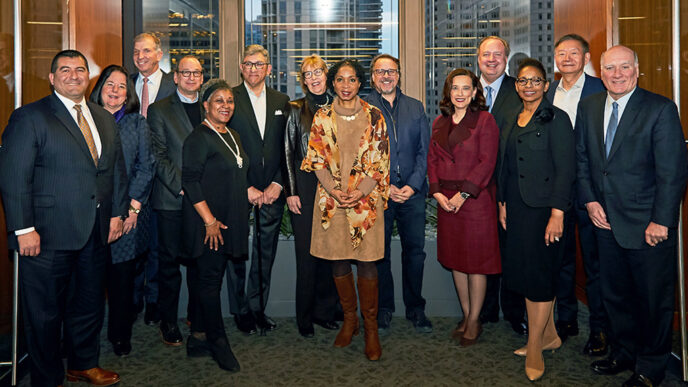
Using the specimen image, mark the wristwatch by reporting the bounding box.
[128,205,140,214]
[459,192,471,200]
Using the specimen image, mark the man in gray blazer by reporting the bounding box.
[0,50,127,387]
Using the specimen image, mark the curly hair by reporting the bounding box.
[517,57,547,79]
[326,58,366,94]
[439,68,487,116]
[89,64,140,115]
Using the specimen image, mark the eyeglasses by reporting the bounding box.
[242,61,267,70]
[516,77,545,86]
[302,68,324,79]
[178,70,203,78]
[373,68,399,76]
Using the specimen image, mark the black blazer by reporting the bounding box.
[497,97,576,211]
[283,97,314,198]
[0,93,128,250]
[229,83,290,191]
[490,75,522,131]
[148,92,196,211]
[130,70,176,103]
[576,88,688,249]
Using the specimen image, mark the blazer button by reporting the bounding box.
[91,195,95,199]
[536,132,541,137]
[519,174,525,179]
[603,171,608,176]
[518,157,524,161]
[544,177,550,182]
[517,139,522,143]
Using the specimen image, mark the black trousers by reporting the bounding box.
[290,170,338,329]
[197,249,239,341]
[156,209,201,329]
[106,256,138,343]
[481,225,525,322]
[20,224,106,386]
[596,228,676,384]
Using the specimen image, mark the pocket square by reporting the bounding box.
[275,110,283,116]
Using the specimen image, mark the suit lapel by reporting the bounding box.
[235,85,261,137]
[588,94,607,163]
[48,94,97,168]
[170,94,193,133]
[491,76,515,115]
[88,102,111,170]
[607,89,642,161]
[264,88,278,140]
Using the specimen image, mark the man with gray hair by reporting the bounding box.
[226,44,290,335]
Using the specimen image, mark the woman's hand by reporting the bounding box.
[448,193,466,214]
[123,212,138,234]
[498,202,507,230]
[340,189,364,208]
[544,209,564,246]
[286,195,302,215]
[433,192,454,212]
[204,219,228,251]
[331,189,350,206]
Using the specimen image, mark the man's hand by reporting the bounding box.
[108,217,124,243]
[645,222,669,247]
[263,183,282,206]
[585,201,611,230]
[389,185,403,203]
[248,186,264,208]
[498,202,507,230]
[286,195,302,214]
[18,231,41,256]
[123,212,138,234]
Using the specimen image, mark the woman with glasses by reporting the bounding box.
[284,55,340,338]
[427,68,500,347]
[181,79,248,372]
[497,58,575,381]
[301,58,389,361]
[89,64,155,357]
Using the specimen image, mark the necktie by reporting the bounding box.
[73,104,98,166]
[141,77,150,117]
[605,101,618,157]
[485,85,493,112]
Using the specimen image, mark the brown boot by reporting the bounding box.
[333,272,359,347]
[357,276,382,361]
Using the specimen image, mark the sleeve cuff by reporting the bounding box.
[428,182,440,195]
[460,180,481,198]
[15,227,35,236]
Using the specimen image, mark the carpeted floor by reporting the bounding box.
[10,305,686,387]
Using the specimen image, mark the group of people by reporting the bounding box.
[0,30,686,387]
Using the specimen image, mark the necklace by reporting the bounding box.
[204,119,243,168]
[339,111,359,121]
[315,94,332,109]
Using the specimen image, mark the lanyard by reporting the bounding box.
[204,119,243,168]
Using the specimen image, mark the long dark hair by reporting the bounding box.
[89,64,140,114]
[326,58,366,94]
[439,68,486,116]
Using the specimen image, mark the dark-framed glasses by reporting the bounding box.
[373,68,399,76]
[178,70,203,78]
[302,68,324,79]
[242,61,266,70]
[516,77,545,86]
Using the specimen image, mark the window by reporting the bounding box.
[245,0,399,99]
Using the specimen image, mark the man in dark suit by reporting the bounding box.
[148,55,204,349]
[545,34,608,355]
[577,45,688,387]
[226,45,290,335]
[130,32,176,326]
[0,50,127,387]
[476,35,527,336]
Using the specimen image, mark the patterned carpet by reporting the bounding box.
[10,307,685,387]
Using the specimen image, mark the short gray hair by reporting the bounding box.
[243,44,269,63]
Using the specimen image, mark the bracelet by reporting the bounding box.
[204,218,217,227]
[128,205,140,214]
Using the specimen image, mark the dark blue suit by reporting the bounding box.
[364,88,431,318]
[545,73,607,333]
[0,93,128,385]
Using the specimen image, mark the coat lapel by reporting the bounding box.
[491,75,515,115]
[607,89,642,161]
[264,88,277,140]
[170,93,193,134]
[235,84,261,137]
[48,94,97,168]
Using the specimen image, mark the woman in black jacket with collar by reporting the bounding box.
[284,55,340,338]
[497,58,575,381]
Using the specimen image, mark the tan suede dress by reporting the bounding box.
[310,98,384,261]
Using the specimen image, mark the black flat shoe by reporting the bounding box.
[508,319,528,336]
[583,332,608,356]
[112,340,131,357]
[187,334,212,357]
[159,321,183,346]
[591,357,633,375]
[298,325,315,338]
[209,337,240,372]
[234,313,257,335]
[555,320,579,342]
[254,311,277,331]
[622,373,654,387]
[313,318,339,330]
[144,303,161,326]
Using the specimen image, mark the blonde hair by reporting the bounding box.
[299,55,328,94]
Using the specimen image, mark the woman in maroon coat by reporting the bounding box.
[428,68,500,347]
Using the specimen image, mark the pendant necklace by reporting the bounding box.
[204,119,243,168]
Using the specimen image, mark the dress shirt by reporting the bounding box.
[480,72,506,111]
[176,89,198,103]
[603,87,636,139]
[553,72,585,126]
[16,92,102,236]
[135,68,163,109]
[244,81,267,139]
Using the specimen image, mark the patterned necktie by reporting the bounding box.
[141,77,150,117]
[73,104,98,165]
[485,85,493,112]
[605,101,618,157]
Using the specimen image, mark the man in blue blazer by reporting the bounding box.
[0,50,128,386]
[577,45,688,386]
[545,34,608,356]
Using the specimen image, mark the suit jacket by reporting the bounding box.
[490,75,522,132]
[497,97,576,211]
[229,83,290,191]
[130,70,176,103]
[148,92,195,211]
[576,87,688,249]
[0,93,128,250]
[545,73,606,105]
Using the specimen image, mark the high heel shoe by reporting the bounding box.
[450,319,466,340]
[459,321,482,347]
[513,336,561,357]
[525,353,545,382]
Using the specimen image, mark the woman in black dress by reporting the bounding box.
[497,59,575,381]
[182,79,248,372]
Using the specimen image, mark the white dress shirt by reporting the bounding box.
[553,73,586,127]
[480,72,506,110]
[603,87,636,139]
[135,68,163,108]
[244,81,267,139]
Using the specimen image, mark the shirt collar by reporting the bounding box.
[557,72,586,92]
[480,72,506,91]
[244,81,266,98]
[140,67,163,83]
[606,87,636,108]
[54,91,86,110]
[177,90,198,103]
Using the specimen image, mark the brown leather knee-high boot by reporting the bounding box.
[333,272,359,347]
[357,276,382,361]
